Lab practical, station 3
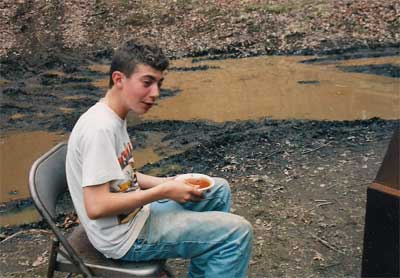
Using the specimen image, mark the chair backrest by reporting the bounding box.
[29,142,68,220]
[29,142,93,277]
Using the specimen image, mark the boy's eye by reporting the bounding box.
[143,80,152,87]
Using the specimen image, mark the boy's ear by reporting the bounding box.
[112,71,124,89]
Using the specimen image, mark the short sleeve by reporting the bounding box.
[81,127,125,187]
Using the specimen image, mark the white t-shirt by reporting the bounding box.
[66,101,150,259]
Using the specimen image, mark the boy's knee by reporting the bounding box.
[228,216,253,249]
[213,177,231,192]
[240,218,253,240]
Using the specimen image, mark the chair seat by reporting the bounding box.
[56,225,166,277]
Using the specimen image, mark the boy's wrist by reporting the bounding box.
[155,182,168,199]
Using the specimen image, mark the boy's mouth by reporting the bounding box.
[142,101,157,107]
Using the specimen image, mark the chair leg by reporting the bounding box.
[47,238,60,278]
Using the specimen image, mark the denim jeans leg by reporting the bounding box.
[182,177,231,276]
[182,177,231,213]
[120,178,253,278]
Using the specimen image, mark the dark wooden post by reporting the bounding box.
[361,128,399,277]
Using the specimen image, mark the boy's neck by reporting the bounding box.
[103,88,128,120]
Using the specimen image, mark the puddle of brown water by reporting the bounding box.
[133,132,186,169]
[59,107,75,114]
[0,207,40,227]
[0,132,177,199]
[0,131,180,226]
[92,78,109,89]
[10,113,26,120]
[63,95,87,101]
[0,79,11,86]
[134,132,163,168]
[46,70,65,76]
[0,131,67,204]
[91,55,400,122]
[88,64,109,73]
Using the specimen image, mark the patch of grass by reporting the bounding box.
[119,0,134,9]
[175,0,197,11]
[247,21,263,33]
[203,6,228,20]
[245,4,292,14]
[124,12,153,26]
[389,17,400,33]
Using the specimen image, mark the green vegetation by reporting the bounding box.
[245,3,292,14]
[203,6,228,19]
[389,17,400,33]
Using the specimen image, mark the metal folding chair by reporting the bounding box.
[29,142,173,278]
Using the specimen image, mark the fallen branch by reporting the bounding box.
[310,233,345,254]
[302,142,332,155]
[265,150,284,159]
[0,229,52,244]
[316,201,334,207]
[326,184,337,190]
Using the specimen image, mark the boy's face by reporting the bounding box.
[118,64,164,115]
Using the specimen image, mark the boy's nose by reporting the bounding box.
[150,84,160,98]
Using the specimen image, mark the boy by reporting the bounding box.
[66,40,253,277]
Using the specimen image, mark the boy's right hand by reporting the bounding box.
[159,180,204,203]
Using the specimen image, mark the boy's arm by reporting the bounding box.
[136,172,174,189]
[83,179,203,219]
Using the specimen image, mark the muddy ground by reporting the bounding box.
[1,0,400,277]
[1,63,399,276]
[0,111,398,277]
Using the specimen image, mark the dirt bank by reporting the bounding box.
[1,0,399,78]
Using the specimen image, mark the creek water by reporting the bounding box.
[1,54,399,227]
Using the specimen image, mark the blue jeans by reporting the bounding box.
[120,178,253,278]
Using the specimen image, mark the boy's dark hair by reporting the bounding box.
[109,39,169,88]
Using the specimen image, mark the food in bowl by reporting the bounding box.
[184,178,211,189]
[175,173,215,191]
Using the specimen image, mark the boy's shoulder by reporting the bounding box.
[73,102,124,137]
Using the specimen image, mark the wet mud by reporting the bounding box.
[338,63,400,78]
[0,47,399,211]
[1,117,398,277]
[169,65,220,72]
[299,46,400,64]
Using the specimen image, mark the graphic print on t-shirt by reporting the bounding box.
[110,142,142,224]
